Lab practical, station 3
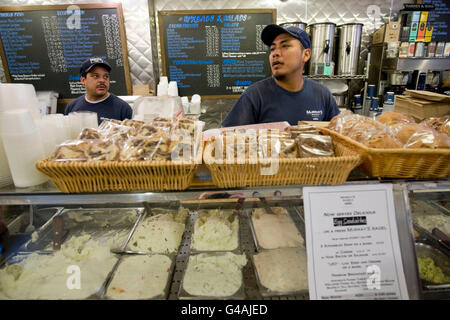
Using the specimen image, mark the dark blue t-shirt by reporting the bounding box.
[64,93,133,124]
[222,77,340,127]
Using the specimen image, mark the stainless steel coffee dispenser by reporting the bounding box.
[307,23,336,75]
[280,21,307,31]
[336,23,363,75]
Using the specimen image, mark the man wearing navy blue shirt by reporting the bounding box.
[222,24,339,127]
[64,57,132,124]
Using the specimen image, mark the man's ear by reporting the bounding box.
[80,75,86,86]
[302,48,311,63]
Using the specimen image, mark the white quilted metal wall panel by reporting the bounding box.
[0,0,154,89]
[0,0,409,92]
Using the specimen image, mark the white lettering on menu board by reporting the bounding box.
[303,184,409,300]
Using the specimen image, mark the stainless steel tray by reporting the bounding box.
[189,209,241,254]
[251,248,309,297]
[246,206,305,252]
[21,207,143,253]
[123,207,190,255]
[415,241,450,290]
[411,199,450,237]
[0,250,120,300]
[178,251,247,300]
[99,253,177,300]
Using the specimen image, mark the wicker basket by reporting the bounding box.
[203,136,362,188]
[36,151,202,193]
[320,127,450,179]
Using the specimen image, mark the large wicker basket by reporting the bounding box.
[203,135,362,188]
[320,127,450,179]
[36,152,202,193]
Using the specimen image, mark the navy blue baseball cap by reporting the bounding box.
[80,57,111,76]
[261,24,311,49]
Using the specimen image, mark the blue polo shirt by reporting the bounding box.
[64,93,132,124]
[222,77,340,127]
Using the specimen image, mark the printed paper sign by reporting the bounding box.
[303,184,409,300]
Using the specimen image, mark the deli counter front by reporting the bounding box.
[0,180,448,300]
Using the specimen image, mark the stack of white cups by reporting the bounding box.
[168,81,179,97]
[157,76,169,96]
[0,109,48,187]
[0,83,49,188]
[190,94,201,114]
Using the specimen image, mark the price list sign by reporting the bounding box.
[159,9,275,98]
[303,184,409,300]
[0,4,131,99]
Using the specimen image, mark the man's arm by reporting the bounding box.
[221,92,258,127]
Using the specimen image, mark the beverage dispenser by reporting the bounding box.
[336,23,363,75]
[307,23,336,75]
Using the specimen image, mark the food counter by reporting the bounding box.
[0,179,448,300]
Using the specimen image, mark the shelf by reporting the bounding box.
[0,180,448,206]
[382,57,450,72]
[305,75,366,80]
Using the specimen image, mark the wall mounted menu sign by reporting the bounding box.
[303,184,409,300]
[0,4,131,100]
[422,0,450,42]
[158,9,276,98]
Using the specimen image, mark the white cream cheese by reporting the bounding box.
[182,252,247,297]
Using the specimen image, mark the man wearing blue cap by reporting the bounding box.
[222,24,339,126]
[64,57,132,124]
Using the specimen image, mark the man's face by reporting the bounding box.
[269,33,311,80]
[81,66,110,99]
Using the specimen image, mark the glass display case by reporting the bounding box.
[0,180,449,300]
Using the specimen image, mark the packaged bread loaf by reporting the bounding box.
[120,136,171,161]
[86,139,121,161]
[404,130,450,149]
[347,120,385,144]
[51,140,91,161]
[420,116,450,134]
[296,134,334,158]
[389,123,433,145]
[363,132,402,149]
[258,137,297,158]
[377,111,415,126]
[78,128,102,140]
[285,125,320,139]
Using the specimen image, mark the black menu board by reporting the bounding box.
[0,4,131,100]
[422,0,450,42]
[158,9,276,98]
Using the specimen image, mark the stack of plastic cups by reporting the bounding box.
[157,76,169,97]
[0,84,43,187]
[0,109,48,187]
[0,83,41,120]
[190,94,201,114]
[68,113,84,139]
[181,96,190,114]
[36,117,57,157]
[168,81,179,97]
[44,114,69,145]
[76,111,98,129]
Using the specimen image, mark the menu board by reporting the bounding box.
[0,4,131,99]
[158,9,276,98]
[422,0,450,42]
